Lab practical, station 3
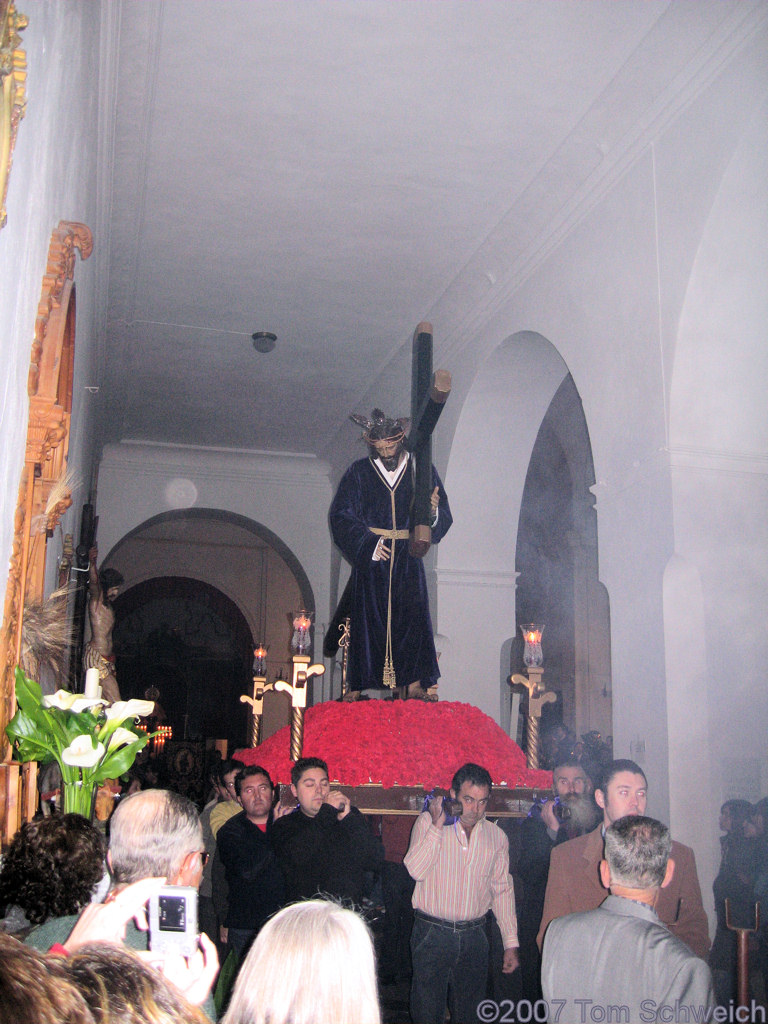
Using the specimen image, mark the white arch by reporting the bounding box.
[436,331,568,719]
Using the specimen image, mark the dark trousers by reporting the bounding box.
[381,860,415,981]
[487,915,522,1004]
[227,926,256,963]
[410,913,489,1024]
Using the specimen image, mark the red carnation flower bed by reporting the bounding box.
[236,700,551,791]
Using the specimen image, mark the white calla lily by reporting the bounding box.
[43,689,107,714]
[61,734,106,768]
[107,726,141,750]
[104,699,155,724]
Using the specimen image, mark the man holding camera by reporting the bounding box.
[25,789,218,1015]
[271,756,382,906]
[515,759,599,1003]
[404,762,519,1024]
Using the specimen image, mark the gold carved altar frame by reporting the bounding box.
[0,220,92,842]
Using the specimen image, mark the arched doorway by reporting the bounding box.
[440,331,610,754]
[113,576,254,752]
[103,508,317,755]
[515,373,612,762]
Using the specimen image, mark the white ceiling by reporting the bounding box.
[98,0,738,460]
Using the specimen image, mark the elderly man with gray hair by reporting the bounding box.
[26,789,210,950]
[542,815,715,1022]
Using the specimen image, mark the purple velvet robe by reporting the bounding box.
[329,455,452,690]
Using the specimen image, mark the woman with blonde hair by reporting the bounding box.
[223,899,381,1024]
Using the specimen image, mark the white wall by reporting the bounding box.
[439,333,568,719]
[0,1,103,597]
[666,93,768,922]
[96,442,333,657]
[431,22,768,937]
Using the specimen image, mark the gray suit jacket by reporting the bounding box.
[541,894,715,1023]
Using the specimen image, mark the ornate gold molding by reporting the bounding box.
[0,220,92,765]
[0,1,27,230]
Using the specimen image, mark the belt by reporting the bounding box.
[415,910,487,931]
[369,527,410,540]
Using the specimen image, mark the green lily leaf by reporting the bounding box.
[92,735,149,782]
[13,667,44,713]
[7,665,150,785]
[59,707,103,745]
[6,706,58,764]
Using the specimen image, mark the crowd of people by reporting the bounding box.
[709,797,768,1006]
[0,751,766,1023]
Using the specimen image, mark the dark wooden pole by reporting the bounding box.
[407,322,451,558]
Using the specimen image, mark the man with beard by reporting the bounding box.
[514,760,598,1003]
[83,546,123,703]
[537,759,710,958]
[329,408,452,699]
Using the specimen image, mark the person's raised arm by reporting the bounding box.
[62,877,166,953]
[403,799,445,881]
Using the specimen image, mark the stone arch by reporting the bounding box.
[104,507,314,612]
[439,330,609,748]
[103,507,317,676]
[516,373,611,749]
[664,98,768,888]
[102,508,321,748]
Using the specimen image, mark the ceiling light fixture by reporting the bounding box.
[252,331,277,353]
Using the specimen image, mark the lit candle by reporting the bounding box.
[84,667,100,699]
[253,645,268,675]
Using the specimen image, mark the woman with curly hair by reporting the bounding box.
[0,814,106,929]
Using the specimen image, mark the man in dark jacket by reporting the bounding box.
[217,765,285,961]
[271,757,382,905]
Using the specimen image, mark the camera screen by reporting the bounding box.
[158,895,187,932]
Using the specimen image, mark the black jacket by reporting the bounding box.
[271,803,383,905]
[217,810,285,931]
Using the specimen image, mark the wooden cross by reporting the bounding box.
[407,322,451,557]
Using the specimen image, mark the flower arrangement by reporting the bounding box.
[5,667,154,817]
[237,699,553,790]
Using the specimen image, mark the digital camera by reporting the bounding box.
[148,885,199,957]
[528,795,571,822]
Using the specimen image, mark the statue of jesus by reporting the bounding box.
[329,409,452,700]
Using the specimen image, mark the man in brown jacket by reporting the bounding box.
[537,758,710,959]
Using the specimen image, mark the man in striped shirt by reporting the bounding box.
[404,762,519,1024]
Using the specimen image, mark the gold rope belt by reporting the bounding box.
[370,507,407,686]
